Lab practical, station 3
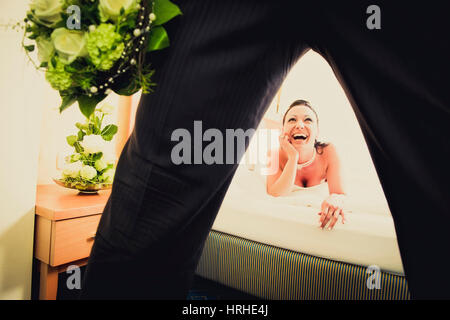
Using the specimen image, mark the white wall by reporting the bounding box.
[0,1,121,300]
[0,0,42,300]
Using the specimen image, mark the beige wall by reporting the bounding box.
[0,0,42,299]
[0,1,121,300]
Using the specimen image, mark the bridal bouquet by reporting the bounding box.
[21,0,181,118]
[56,103,118,192]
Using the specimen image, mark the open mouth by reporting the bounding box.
[292,133,308,141]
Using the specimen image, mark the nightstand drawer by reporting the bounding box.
[51,214,101,266]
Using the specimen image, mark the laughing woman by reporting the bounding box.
[266,100,346,230]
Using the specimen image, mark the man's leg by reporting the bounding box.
[80,0,310,299]
[309,1,450,298]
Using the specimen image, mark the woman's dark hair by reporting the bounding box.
[282,100,329,154]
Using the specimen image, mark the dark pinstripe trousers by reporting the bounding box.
[80,1,450,299]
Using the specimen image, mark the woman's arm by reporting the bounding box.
[266,134,299,197]
[266,152,298,197]
[319,144,346,230]
[324,143,345,195]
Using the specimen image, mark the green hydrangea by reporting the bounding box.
[86,24,124,71]
[45,57,72,91]
[78,77,93,91]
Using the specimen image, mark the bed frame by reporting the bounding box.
[196,230,410,300]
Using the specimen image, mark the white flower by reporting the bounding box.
[51,28,88,64]
[99,103,115,115]
[98,0,138,22]
[80,165,97,180]
[95,159,107,171]
[80,135,105,154]
[30,0,63,27]
[36,36,55,63]
[102,152,116,166]
[62,160,82,178]
[101,168,115,183]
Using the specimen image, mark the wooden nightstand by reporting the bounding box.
[34,184,111,300]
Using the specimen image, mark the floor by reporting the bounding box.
[31,263,257,300]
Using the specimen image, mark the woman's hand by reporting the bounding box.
[279,133,298,160]
[318,193,346,230]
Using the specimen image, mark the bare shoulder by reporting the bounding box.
[322,143,336,153]
[320,143,338,159]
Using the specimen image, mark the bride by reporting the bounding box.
[266,100,346,230]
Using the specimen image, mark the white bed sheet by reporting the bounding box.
[212,164,405,275]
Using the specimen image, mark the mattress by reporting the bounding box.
[212,163,404,275]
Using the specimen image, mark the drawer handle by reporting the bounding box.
[88,232,96,240]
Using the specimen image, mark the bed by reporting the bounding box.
[195,162,410,300]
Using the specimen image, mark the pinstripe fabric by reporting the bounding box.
[81,0,313,299]
[80,0,450,299]
[196,231,410,300]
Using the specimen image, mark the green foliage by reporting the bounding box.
[147,26,169,51]
[74,141,84,153]
[59,94,78,113]
[68,105,119,149]
[92,152,103,161]
[139,64,156,94]
[117,10,138,35]
[24,44,35,52]
[101,124,118,141]
[66,135,78,146]
[112,73,142,96]
[77,129,86,141]
[78,94,107,119]
[152,0,182,26]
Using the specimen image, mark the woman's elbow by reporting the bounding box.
[266,186,282,197]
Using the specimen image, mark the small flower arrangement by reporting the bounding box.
[55,103,118,192]
[18,0,181,119]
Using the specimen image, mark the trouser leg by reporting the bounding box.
[81,0,310,299]
[308,1,450,298]
[80,171,236,300]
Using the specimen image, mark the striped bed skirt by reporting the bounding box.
[195,230,410,300]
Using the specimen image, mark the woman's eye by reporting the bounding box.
[305,118,312,122]
[289,118,296,122]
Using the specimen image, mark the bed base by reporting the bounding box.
[196,230,410,300]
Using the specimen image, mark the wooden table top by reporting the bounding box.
[35,184,111,221]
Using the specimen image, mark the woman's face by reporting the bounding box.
[282,105,319,147]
